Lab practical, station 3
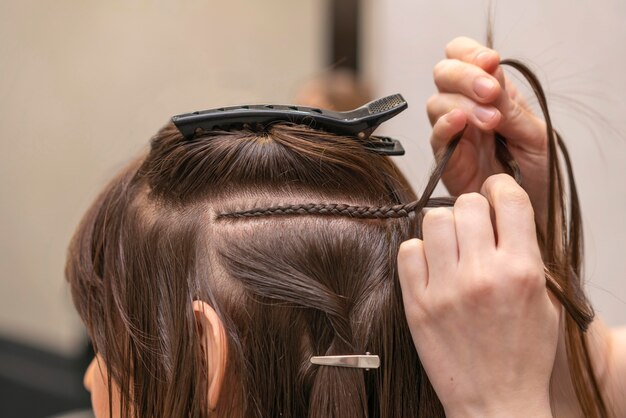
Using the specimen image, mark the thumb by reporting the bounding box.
[490,66,546,152]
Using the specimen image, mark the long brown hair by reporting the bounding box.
[66,69,606,417]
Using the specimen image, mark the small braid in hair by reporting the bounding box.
[217,197,459,220]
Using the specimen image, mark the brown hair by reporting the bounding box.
[66,67,606,417]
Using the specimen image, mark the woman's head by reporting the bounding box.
[67,61,606,415]
[67,122,443,417]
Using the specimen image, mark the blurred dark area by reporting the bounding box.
[0,338,93,418]
[330,0,360,72]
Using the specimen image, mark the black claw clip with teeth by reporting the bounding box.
[171,94,408,156]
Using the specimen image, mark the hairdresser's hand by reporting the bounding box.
[398,174,559,418]
[428,37,549,229]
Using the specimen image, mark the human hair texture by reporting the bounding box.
[67,122,442,417]
[66,63,606,418]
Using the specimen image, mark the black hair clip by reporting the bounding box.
[171,94,408,156]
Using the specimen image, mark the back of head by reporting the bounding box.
[66,122,443,417]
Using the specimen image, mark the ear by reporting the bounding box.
[192,300,228,411]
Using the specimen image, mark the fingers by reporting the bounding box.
[445,36,500,72]
[441,37,547,152]
[429,108,467,156]
[453,193,496,259]
[434,59,501,103]
[422,208,458,280]
[398,239,429,294]
[480,174,539,255]
[427,93,501,131]
[434,37,536,143]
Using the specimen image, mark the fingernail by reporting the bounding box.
[473,77,496,99]
[475,50,493,67]
[474,106,497,123]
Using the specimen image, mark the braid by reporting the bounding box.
[218,202,417,219]
[216,197,458,220]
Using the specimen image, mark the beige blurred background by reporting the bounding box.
[0,0,326,357]
[1,0,624,363]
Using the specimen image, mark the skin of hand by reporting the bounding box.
[427,36,550,229]
[398,173,559,418]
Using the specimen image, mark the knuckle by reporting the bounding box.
[444,40,457,57]
[433,60,447,80]
[445,36,473,56]
[427,109,441,127]
[484,174,531,207]
[429,293,456,316]
[426,94,439,116]
[464,277,496,302]
[498,185,531,208]
[484,173,512,188]
[508,260,544,290]
[444,60,466,86]
[454,192,488,211]
[398,239,421,260]
[423,207,453,227]
[433,59,468,91]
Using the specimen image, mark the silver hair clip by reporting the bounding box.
[310,353,380,370]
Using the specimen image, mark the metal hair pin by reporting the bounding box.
[310,353,380,370]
